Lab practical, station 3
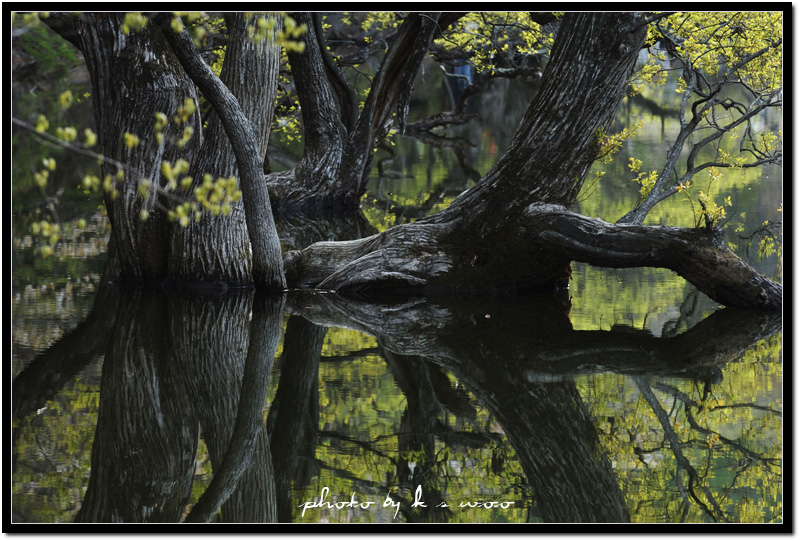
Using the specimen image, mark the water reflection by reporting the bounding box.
[11,46,782,525]
[11,284,781,524]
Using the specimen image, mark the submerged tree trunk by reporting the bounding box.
[46,12,285,290]
[155,13,286,290]
[283,12,782,310]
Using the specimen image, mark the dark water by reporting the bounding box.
[11,60,783,525]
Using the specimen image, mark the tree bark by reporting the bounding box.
[75,290,198,523]
[266,13,350,210]
[169,291,282,523]
[167,14,282,289]
[46,13,202,284]
[283,12,782,310]
[154,13,286,290]
[268,12,459,211]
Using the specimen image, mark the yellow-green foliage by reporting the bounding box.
[434,13,554,74]
[578,333,782,522]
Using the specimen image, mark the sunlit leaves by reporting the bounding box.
[121,12,148,35]
[175,97,196,124]
[595,120,645,164]
[35,114,49,133]
[628,159,659,202]
[434,13,553,76]
[83,128,97,147]
[665,12,783,95]
[58,89,74,110]
[55,126,77,142]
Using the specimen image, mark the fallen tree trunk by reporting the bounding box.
[284,203,781,310]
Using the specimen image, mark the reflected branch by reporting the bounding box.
[652,382,782,466]
[633,376,729,523]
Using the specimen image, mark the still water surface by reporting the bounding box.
[11,66,782,525]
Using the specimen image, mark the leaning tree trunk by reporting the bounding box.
[45,13,286,290]
[283,12,782,310]
[166,13,282,289]
[155,13,286,290]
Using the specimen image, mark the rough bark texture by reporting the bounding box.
[530,205,782,310]
[75,291,198,523]
[45,13,285,290]
[182,292,283,523]
[46,13,202,284]
[267,12,455,211]
[168,14,282,289]
[266,13,349,210]
[283,12,782,310]
[155,13,286,290]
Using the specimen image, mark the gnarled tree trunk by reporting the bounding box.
[267,12,458,211]
[46,13,202,284]
[283,12,782,310]
[46,12,286,290]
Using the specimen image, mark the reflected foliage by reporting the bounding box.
[11,284,782,524]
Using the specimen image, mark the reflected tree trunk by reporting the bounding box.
[484,380,629,522]
[185,292,284,523]
[170,291,281,522]
[288,291,782,522]
[76,290,198,523]
[267,315,326,523]
[384,352,453,522]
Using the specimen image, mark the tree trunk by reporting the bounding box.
[169,291,282,522]
[76,290,198,523]
[155,13,286,290]
[283,12,782,310]
[167,13,282,289]
[266,316,326,523]
[265,13,350,210]
[46,13,202,284]
[267,12,456,211]
[45,13,286,290]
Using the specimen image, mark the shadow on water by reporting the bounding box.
[11,279,781,523]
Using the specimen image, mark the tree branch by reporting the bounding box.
[531,204,782,310]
